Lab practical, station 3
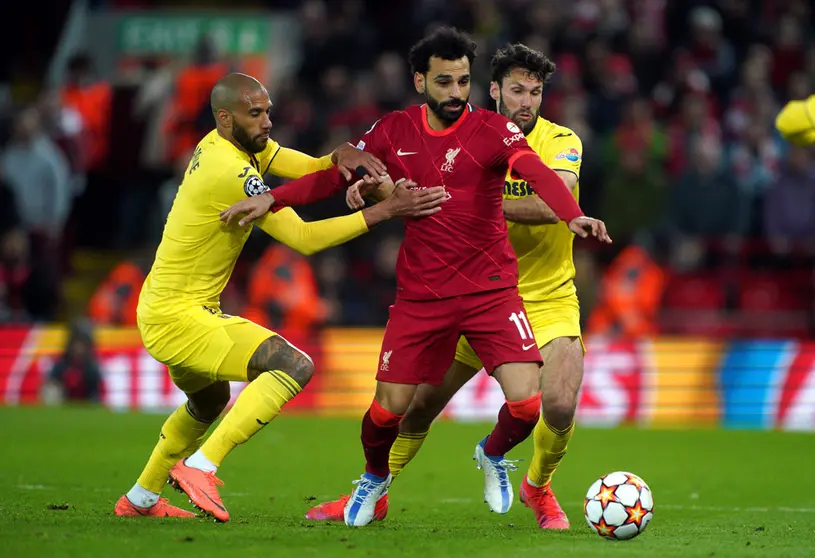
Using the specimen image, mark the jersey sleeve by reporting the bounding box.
[260,139,334,179]
[477,113,536,170]
[355,117,391,160]
[541,130,583,178]
[210,160,270,210]
[255,206,369,255]
[353,113,408,184]
[776,95,815,146]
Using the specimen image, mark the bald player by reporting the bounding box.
[776,95,815,146]
[114,73,446,521]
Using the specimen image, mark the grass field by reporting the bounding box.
[2,406,814,557]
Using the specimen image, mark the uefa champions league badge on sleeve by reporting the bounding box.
[244,175,269,197]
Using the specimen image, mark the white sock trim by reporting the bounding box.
[185,450,218,473]
[126,483,160,508]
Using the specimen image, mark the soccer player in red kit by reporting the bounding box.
[221,27,610,527]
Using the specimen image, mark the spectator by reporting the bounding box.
[0,227,59,323]
[670,135,749,239]
[0,107,71,241]
[60,52,111,174]
[683,6,737,99]
[586,233,668,338]
[599,148,667,244]
[764,145,815,243]
[42,318,103,404]
[87,255,150,327]
[243,243,330,335]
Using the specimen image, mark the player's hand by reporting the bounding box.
[568,216,612,243]
[220,194,274,227]
[333,143,388,182]
[383,181,447,219]
[346,180,366,210]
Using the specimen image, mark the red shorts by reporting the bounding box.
[375,288,542,386]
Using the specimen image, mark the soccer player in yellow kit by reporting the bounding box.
[307,44,585,529]
[776,95,815,146]
[114,73,446,521]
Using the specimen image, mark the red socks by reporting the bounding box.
[361,398,403,477]
[484,393,541,457]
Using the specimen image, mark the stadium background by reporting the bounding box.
[2,0,815,432]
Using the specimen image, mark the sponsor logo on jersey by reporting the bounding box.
[503,132,525,146]
[555,147,581,163]
[503,180,534,197]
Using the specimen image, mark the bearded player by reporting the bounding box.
[113,73,446,521]
[222,28,610,528]
[305,43,586,530]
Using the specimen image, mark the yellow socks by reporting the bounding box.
[136,402,211,494]
[198,371,301,467]
[526,416,574,487]
[388,430,429,478]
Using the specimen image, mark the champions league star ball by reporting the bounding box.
[584,472,654,540]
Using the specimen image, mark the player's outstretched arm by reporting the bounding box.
[502,171,578,225]
[252,181,447,255]
[511,153,611,243]
[264,142,386,180]
[220,166,348,226]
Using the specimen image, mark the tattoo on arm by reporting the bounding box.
[248,336,314,388]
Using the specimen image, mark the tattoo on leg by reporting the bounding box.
[248,336,314,388]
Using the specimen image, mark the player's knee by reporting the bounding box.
[374,382,417,416]
[287,355,315,389]
[401,399,440,432]
[187,383,231,422]
[542,397,576,431]
[248,336,315,388]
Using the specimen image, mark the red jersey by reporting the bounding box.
[358,104,534,300]
[270,104,584,302]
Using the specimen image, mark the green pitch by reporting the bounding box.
[2,407,814,557]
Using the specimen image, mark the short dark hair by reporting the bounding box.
[490,43,556,86]
[407,26,477,75]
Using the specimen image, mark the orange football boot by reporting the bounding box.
[114,495,197,518]
[168,460,230,522]
[305,492,389,521]
[519,475,570,529]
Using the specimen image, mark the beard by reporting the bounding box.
[497,94,539,135]
[232,119,266,153]
[425,89,468,124]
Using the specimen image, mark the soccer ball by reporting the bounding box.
[584,471,654,540]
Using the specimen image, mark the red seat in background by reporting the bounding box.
[736,273,811,338]
[660,274,731,336]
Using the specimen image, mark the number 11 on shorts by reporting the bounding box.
[509,311,534,340]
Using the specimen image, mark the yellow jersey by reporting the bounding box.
[776,95,815,146]
[138,130,367,323]
[503,117,583,303]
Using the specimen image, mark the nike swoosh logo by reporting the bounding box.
[553,132,573,138]
[256,418,269,426]
[397,149,417,156]
[522,343,537,351]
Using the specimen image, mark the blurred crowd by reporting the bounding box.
[2,0,815,339]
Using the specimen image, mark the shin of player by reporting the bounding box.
[168,336,313,522]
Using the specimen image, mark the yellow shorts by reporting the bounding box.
[137,306,275,394]
[455,297,583,370]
